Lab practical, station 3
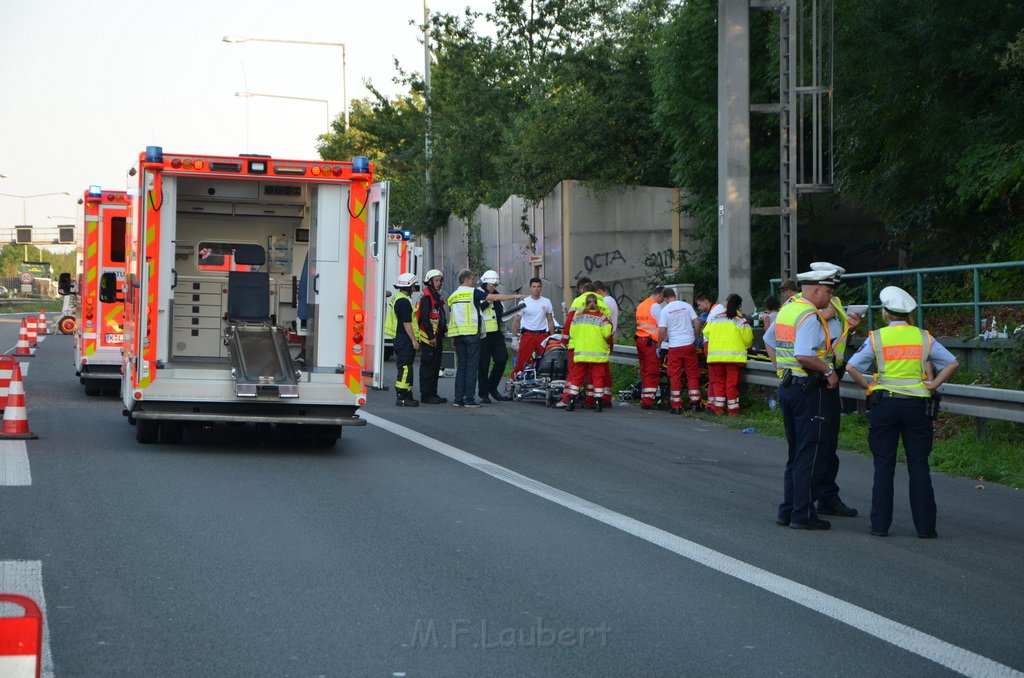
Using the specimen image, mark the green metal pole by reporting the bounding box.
[973,268,981,336]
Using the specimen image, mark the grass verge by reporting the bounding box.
[699,385,1024,489]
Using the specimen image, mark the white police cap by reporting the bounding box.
[797,267,839,286]
[879,286,917,314]
[810,261,846,276]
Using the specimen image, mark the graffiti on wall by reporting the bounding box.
[605,280,636,317]
[575,249,627,280]
[643,248,676,271]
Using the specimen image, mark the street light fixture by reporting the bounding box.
[235,91,331,132]
[223,35,348,130]
[0,191,72,225]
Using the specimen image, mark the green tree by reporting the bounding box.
[833,1,1024,268]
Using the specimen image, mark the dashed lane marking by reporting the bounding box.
[0,440,31,486]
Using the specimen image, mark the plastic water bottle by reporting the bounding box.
[742,427,756,434]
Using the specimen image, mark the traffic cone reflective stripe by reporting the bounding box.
[0,594,43,678]
[37,308,48,335]
[14,321,34,357]
[0,354,15,412]
[25,316,38,347]
[0,363,38,439]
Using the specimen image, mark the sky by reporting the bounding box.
[0,0,493,240]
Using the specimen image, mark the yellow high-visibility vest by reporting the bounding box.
[702,315,753,364]
[868,325,932,397]
[570,311,612,363]
[773,298,829,377]
[446,287,479,338]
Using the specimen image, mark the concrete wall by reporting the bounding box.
[436,180,698,323]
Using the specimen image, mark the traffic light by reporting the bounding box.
[58,226,75,243]
[15,226,32,244]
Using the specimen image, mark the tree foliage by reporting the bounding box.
[833,1,1024,265]
[319,0,1024,301]
[320,0,674,240]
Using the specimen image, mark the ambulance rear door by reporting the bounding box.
[366,181,389,389]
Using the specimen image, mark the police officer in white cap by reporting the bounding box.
[763,266,841,530]
[846,286,959,538]
[806,262,862,518]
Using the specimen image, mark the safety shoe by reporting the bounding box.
[479,395,492,404]
[422,395,447,404]
[594,400,603,413]
[490,390,510,402]
[566,399,575,412]
[396,397,419,407]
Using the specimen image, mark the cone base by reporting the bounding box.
[0,431,38,439]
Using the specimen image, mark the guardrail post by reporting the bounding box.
[973,268,982,336]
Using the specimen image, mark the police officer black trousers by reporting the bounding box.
[868,395,937,536]
[779,381,836,527]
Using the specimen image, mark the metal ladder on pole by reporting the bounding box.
[750,0,834,283]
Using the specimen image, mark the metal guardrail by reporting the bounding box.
[771,260,1024,336]
[608,343,1024,424]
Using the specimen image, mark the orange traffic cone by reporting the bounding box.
[14,320,34,357]
[25,315,38,347]
[0,354,15,412]
[0,362,37,439]
[37,308,48,335]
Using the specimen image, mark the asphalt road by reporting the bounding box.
[2,314,1022,677]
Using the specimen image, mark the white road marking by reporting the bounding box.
[0,560,55,678]
[362,412,1023,678]
[0,440,31,486]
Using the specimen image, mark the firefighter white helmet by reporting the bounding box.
[394,272,419,289]
[425,269,443,282]
[480,270,500,285]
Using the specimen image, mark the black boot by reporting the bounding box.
[396,390,419,407]
[594,400,603,413]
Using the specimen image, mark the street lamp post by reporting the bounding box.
[223,36,348,130]
[0,191,71,225]
[235,91,331,133]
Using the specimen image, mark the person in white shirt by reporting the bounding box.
[657,288,703,413]
[510,277,555,376]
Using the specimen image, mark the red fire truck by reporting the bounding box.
[58,187,129,395]
[103,147,382,445]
